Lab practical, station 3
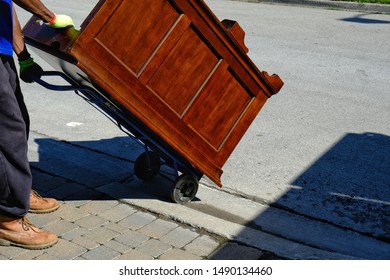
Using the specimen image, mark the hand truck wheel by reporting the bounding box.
[171,174,199,204]
[134,151,161,180]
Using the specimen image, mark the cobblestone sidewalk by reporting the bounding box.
[0,169,280,260]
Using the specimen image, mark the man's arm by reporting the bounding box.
[13,0,74,28]
[12,4,26,56]
[12,0,54,23]
[12,2,46,83]
[12,4,43,83]
[12,0,74,83]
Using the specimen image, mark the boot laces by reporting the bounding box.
[31,190,48,202]
[19,217,39,232]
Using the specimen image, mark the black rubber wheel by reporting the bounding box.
[134,151,161,180]
[171,174,199,204]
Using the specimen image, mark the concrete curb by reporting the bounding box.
[100,184,360,260]
[96,179,365,260]
[233,0,390,13]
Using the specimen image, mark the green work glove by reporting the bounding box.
[47,13,74,28]
[18,48,43,83]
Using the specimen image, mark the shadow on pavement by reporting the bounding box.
[241,132,390,259]
[30,136,180,202]
[287,132,389,240]
[340,14,390,24]
[30,132,390,259]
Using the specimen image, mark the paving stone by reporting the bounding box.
[159,249,201,260]
[61,227,89,241]
[137,239,172,258]
[65,187,105,202]
[98,203,136,222]
[54,203,89,222]
[32,176,68,193]
[47,182,87,200]
[82,226,119,244]
[97,182,134,200]
[116,250,154,260]
[160,227,199,248]
[74,215,107,230]
[31,171,53,186]
[64,199,92,208]
[208,242,263,260]
[114,231,149,248]
[103,222,129,234]
[80,200,118,215]
[12,250,44,260]
[71,171,113,189]
[118,211,156,230]
[72,236,100,250]
[44,239,87,259]
[43,219,79,236]
[104,240,131,254]
[27,212,61,228]
[184,235,221,257]
[0,246,25,259]
[137,218,178,239]
[0,255,8,260]
[81,245,121,260]
[34,253,60,260]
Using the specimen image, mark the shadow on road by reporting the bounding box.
[246,132,390,259]
[30,132,390,259]
[340,14,390,24]
[285,132,389,239]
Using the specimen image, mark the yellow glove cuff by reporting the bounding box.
[48,13,74,28]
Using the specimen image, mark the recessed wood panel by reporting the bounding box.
[147,27,219,115]
[95,0,179,74]
[184,64,253,150]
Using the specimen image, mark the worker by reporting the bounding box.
[0,0,73,249]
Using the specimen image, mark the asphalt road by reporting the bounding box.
[207,0,390,239]
[14,0,390,258]
[208,0,390,239]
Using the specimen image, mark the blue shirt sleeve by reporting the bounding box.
[0,0,14,56]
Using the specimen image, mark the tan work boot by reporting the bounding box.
[29,190,60,214]
[0,214,58,249]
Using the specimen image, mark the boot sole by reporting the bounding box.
[28,204,60,214]
[0,238,58,250]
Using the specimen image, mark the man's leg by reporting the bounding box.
[0,55,31,217]
[0,55,57,249]
[7,55,59,213]
[4,55,59,214]
[13,68,30,140]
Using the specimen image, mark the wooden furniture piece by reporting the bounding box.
[23,0,283,188]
